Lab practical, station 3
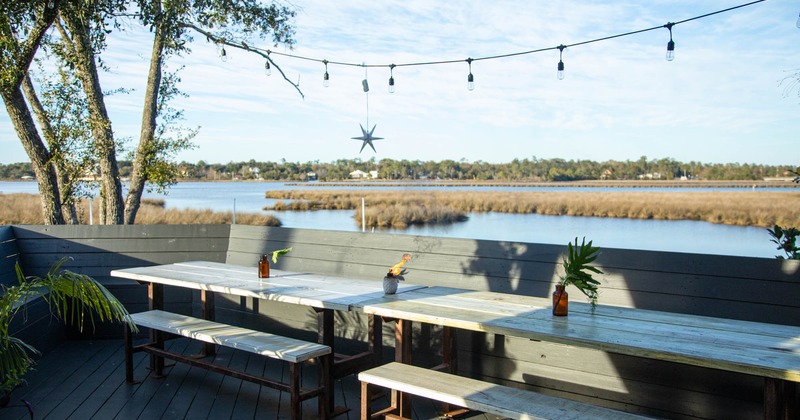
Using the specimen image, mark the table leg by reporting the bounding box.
[148,282,165,376]
[369,314,382,363]
[394,319,413,418]
[317,308,335,416]
[199,290,216,357]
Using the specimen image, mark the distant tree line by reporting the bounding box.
[2,156,793,182]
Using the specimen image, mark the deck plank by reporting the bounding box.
[3,339,493,419]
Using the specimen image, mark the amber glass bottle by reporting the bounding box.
[552,284,568,316]
[258,255,270,278]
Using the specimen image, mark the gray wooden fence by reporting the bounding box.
[5,223,799,419]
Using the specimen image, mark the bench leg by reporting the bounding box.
[290,362,301,420]
[124,323,136,383]
[360,381,370,420]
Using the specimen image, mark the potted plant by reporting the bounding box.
[1,257,135,411]
[553,237,603,316]
[258,247,293,278]
[383,253,411,295]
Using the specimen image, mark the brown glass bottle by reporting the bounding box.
[552,284,568,316]
[258,255,270,278]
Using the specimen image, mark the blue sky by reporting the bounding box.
[1,0,798,165]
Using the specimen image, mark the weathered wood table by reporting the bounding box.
[111,260,425,417]
[355,286,800,419]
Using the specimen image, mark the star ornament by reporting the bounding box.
[351,124,383,153]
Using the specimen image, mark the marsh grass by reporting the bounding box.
[265,190,800,228]
[0,193,281,226]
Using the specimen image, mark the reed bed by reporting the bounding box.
[0,193,281,226]
[265,190,800,228]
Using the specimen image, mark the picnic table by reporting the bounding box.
[111,260,424,416]
[355,286,800,419]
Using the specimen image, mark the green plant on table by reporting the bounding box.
[767,225,799,260]
[1,257,135,400]
[558,237,604,310]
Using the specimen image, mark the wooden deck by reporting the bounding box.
[2,338,502,420]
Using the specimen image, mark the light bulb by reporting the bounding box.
[557,61,565,80]
[323,72,329,87]
[47,0,55,8]
[666,40,675,61]
[264,61,271,76]
[220,47,227,62]
[467,73,475,91]
[388,76,395,93]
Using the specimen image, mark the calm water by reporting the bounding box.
[0,181,782,258]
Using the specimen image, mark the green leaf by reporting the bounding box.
[270,247,292,263]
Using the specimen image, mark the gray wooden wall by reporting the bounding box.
[11,224,231,337]
[5,223,799,419]
[225,224,799,420]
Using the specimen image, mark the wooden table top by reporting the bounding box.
[354,286,800,382]
[110,261,425,312]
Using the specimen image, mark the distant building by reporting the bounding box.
[306,172,318,181]
[349,170,369,179]
[369,170,379,179]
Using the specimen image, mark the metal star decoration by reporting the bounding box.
[351,123,383,153]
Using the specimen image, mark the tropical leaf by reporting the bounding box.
[560,237,604,308]
[270,247,292,263]
[0,257,136,392]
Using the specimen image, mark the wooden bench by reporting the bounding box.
[124,310,331,420]
[359,362,652,420]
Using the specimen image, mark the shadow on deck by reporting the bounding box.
[2,338,500,420]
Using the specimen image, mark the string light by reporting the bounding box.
[665,23,675,61]
[388,64,396,93]
[557,45,565,80]
[219,46,227,62]
[229,1,764,90]
[466,58,474,91]
[265,52,272,76]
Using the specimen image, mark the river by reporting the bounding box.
[0,180,784,258]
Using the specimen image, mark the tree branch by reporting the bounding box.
[182,23,304,99]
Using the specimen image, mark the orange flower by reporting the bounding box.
[389,253,412,276]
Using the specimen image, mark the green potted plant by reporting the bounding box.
[258,247,293,278]
[1,257,135,410]
[553,237,603,316]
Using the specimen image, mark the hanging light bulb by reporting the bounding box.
[466,58,475,91]
[557,45,565,80]
[388,64,396,93]
[264,61,272,76]
[323,60,330,87]
[219,46,228,62]
[665,23,675,61]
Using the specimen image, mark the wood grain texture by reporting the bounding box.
[129,310,330,363]
[359,362,652,419]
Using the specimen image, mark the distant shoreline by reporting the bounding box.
[6,178,797,188]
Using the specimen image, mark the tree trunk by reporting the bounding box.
[1,87,64,225]
[21,75,79,224]
[60,14,124,224]
[125,14,166,225]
